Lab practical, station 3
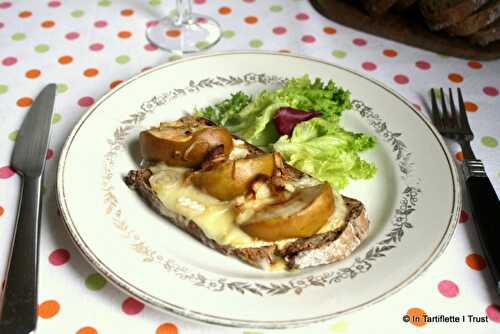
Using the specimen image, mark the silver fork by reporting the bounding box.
[431,88,500,295]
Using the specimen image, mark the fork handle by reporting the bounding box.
[465,172,500,295]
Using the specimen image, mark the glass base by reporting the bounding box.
[146,14,221,53]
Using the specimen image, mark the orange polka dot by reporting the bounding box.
[466,253,486,270]
[83,68,99,77]
[41,20,55,28]
[279,49,290,53]
[455,151,463,161]
[19,11,32,18]
[166,29,181,38]
[25,69,41,79]
[156,323,178,334]
[323,26,336,35]
[406,307,427,327]
[118,31,132,38]
[468,60,482,69]
[218,6,231,15]
[0,206,4,217]
[121,9,134,16]
[38,300,60,319]
[383,49,398,57]
[448,73,463,83]
[244,16,258,24]
[76,326,97,334]
[58,55,73,64]
[110,80,123,89]
[464,101,478,112]
[17,97,33,107]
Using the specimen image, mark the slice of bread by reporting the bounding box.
[447,0,500,36]
[361,0,400,15]
[469,17,500,44]
[393,0,418,11]
[419,0,489,30]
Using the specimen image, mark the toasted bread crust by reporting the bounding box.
[420,0,489,30]
[447,0,500,36]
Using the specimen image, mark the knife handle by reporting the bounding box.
[466,175,500,295]
[0,176,41,333]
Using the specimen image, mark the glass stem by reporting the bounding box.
[176,0,193,25]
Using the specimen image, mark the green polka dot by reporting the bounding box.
[249,39,263,48]
[115,55,130,64]
[11,33,26,41]
[35,44,50,53]
[71,10,85,18]
[8,130,17,141]
[168,55,182,61]
[98,0,111,6]
[85,273,107,290]
[0,84,8,94]
[222,30,235,38]
[149,0,161,5]
[270,5,283,12]
[429,88,442,99]
[331,50,346,58]
[56,83,68,94]
[481,136,498,148]
[330,320,348,332]
[52,113,62,124]
[169,9,178,16]
[195,41,210,50]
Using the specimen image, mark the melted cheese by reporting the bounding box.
[148,162,348,249]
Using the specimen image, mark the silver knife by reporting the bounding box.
[0,84,56,334]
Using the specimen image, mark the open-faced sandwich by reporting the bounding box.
[125,76,377,271]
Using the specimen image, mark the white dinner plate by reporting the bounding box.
[57,52,461,329]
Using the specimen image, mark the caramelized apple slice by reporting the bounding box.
[139,117,233,168]
[239,183,334,241]
[191,153,275,201]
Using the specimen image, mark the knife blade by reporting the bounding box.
[0,84,56,333]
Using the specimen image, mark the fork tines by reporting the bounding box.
[430,87,473,138]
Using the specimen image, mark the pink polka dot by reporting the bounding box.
[122,298,144,315]
[94,20,107,28]
[296,13,309,20]
[78,96,94,107]
[65,32,80,40]
[46,149,54,160]
[193,0,205,4]
[415,60,431,70]
[195,17,207,24]
[48,248,70,265]
[301,35,316,43]
[394,74,409,85]
[89,43,104,51]
[353,38,367,46]
[437,280,459,298]
[0,22,4,29]
[483,86,499,97]
[144,43,158,51]
[2,56,17,66]
[146,20,158,28]
[272,26,287,35]
[0,166,15,179]
[459,210,469,223]
[486,304,500,323]
[0,2,12,9]
[412,103,421,111]
[243,0,255,3]
[142,66,152,72]
[47,1,60,8]
[362,62,377,71]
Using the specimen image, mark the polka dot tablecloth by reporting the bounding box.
[1,0,500,333]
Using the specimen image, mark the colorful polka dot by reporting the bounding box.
[466,253,486,270]
[296,13,309,20]
[8,130,16,141]
[415,60,431,70]
[193,0,205,4]
[168,55,182,61]
[166,29,181,38]
[270,5,283,12]
[244,16,258,24]
[455,151,464,161]
[76,327,97,334]
[38,300,60,319]
[0,166,15,179]
[218,6,231,15]
[118,31,132,38]
[56,83,68,93]
[0,206,4,217]
[121,9,134,16]
[486,304,500,323]
[0,84,8,94]
[78,96,94,107]
[85,273,107,290]
[483,86,499,96]
[406,307,427,327]
[89,43,104,51]
[222,30,235,38]
[459,210,469,223]
[94,20,107,28]
[383,49,398,57]
[17,97,33,107]
[121,298,144,315]
[332,50,346,58]
[26,69,41,79]
[52,113,62,124]
[71,10,85,18]
[301,35,316,43]
[0,1,12,9]
[481,136,498,148]
[115,55,130,64]
[195,41,210,49]
[47,1,60,7]
[11,32,26,41]
[2,57,17,66]
[323,26,336,35]
[437,280,459,298]
[249,39,263,48]
[35,44,50,53]
[19,10,32,18]
[394,74,409,84]
[98,0,111,7]
[448,73,463,83]
[46,148,54,160]
[149,0,161,5]
[272,26,287,35]
[353,38,367,46]
[49,248,70,265]
[144,43,158,51]
[156,323,178,334]
[362,62,377,71]
[58,55,73,64]
[330,319,348,332]
[110,80,123,89]
[41,20,55,28]
[464,101,478,112]
[468,61,482,69]
[83,68,99,77]
[65,32,80,40]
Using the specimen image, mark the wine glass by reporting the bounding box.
[146,0,222,53]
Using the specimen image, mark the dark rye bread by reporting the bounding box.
[470,17,500,44]
[447,0,500,36]
[361,0,400,15]
[419,0,489,30]
[124,167,369,270]
[393,0,418,11]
